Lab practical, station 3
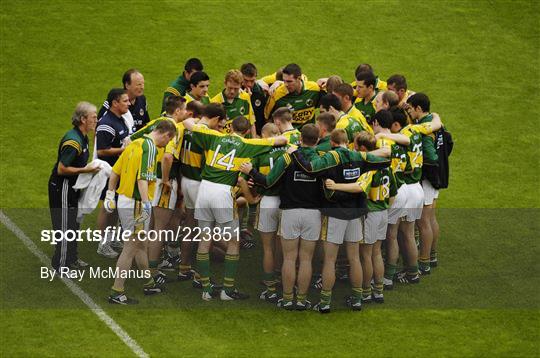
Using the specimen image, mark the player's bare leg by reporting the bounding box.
[148,206,173,283]
[345,241,363,308]
[417,203,434,274]
[372,240,385,302]
[260,231,278,301]
[398,221,420,283]
[429,199,440,267]
[359,243,373,302]
[296,239,317,309]
[384,222,399,288]
[179,208,197,281]
[280,237,299,309]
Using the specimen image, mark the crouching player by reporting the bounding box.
[106,121,176,304]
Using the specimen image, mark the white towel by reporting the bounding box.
[74,159,112,222]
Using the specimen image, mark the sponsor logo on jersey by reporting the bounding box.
[293,171,316,182]
[343,168,361,180]
[292,108,315,123]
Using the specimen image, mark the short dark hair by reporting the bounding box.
[184,58,203,72]
[372,110,394,129]
[300,124,319,146]
[154,119,177,136]
[407,93,430,112]
[190,71,210,87]
[164,95,186,115]
[354,63,374,79]
[387,74,408,91]
[320,93,342,111]
[186,101,204,118]
[355,71,376,88]
[232,116,251,133]
[272,107,293,122]
[316,112,337,132]
[390,107,408,128]
[203,103,226,120]
[240,63,257,77]
[107,88,127,105]
[333,83,354,100]
[122,69,140,89]
[282,63,302,78]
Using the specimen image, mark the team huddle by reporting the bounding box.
[48,58,452,312]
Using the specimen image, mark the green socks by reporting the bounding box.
[223,254,239,293]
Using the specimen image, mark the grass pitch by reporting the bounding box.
[1,0,539,356]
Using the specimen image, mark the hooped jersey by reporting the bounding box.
[345,105,373,134]
[357,169,398,212]
[281,128,302,146]
[190,124,277,186]
[264,80,321,127]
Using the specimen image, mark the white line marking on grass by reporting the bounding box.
[0,210,149,358]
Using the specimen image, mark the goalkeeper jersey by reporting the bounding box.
[191,124,277,186]
[264,80,321,127]
[210,90,255,134]
[112,135,157,201]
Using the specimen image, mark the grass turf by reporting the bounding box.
[1,0,539,356]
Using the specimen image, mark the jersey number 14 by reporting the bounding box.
[209,145,236,171]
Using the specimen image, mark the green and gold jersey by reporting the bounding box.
[398,125,425,185]
[351,77,387,97]
[264,80,321,127]
[179,124,205,181]
[354,94,377,123]
[316,135,332,155]
[282,128,301,146]
[130,116,176,178]
[417,113,438,165]
[251,145,292,196]
[345,105,373,134]
[112,135,157,201]
[191,124,277,186]
[376,137,405,188]
[261,72,308,86]
[184,92,210,105]
[356,168,398,212]
[336,112,365,150]
[210,90,255,134]
[162,74,190,111]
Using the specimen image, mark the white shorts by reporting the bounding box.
[365,210,388,244]
[279,208,321,241]
[117,194,150,234]
[181,177,201,210]
[388,184,407,225]
[321,215,363,245]
[422,178,439,206]
[404,182,424,222]
[152,178,179,210]
[256,196,281,233]
[195,180,236,224]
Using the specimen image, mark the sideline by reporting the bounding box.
[0,210,149,358]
